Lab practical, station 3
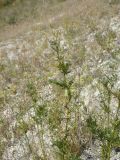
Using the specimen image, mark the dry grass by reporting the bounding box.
[0,1,120,159]
[0,0,120,41]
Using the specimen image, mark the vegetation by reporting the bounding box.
[0,0,120,160]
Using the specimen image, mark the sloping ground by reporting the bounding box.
[0,0,120,41]
[0,0,120,160]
